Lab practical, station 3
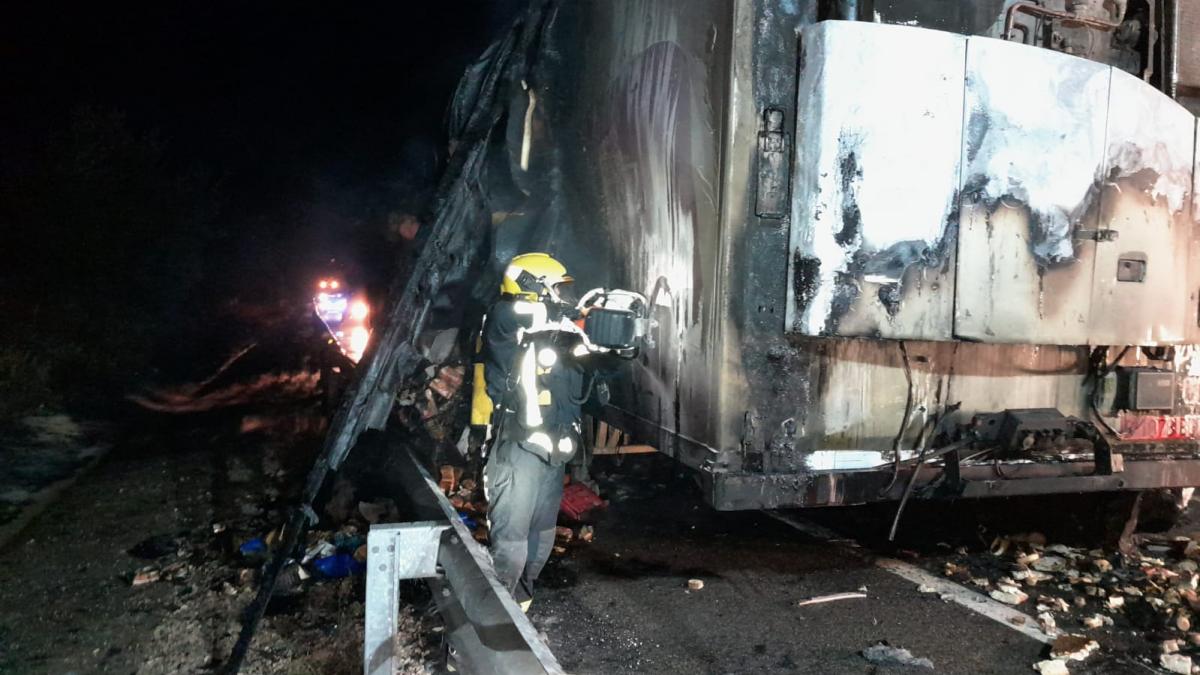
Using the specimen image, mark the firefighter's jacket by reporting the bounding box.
[472,297,585,465]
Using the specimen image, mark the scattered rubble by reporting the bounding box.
[1032,659,1069,675]
[1048,635,1098,661]
[989,585,1029,606]
[131,568,161,586]
[938,520,1200,672]
[1037,611,1057,636]
[149,493,434,673]
[1161,652,1193,674]
[861,642,934,670]
[127,537,195,588]
[1032,556,1068,573]
[436,465,601,555]
[427,365,465,400]
[1038,596,1070,613]
[438,465,462,494]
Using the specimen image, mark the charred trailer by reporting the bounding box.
[471,0,1200,510]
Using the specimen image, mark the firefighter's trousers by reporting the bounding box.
[484,438,564,604]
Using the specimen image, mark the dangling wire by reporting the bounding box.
[881,341,916,496]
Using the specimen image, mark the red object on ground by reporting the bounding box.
[560,482,605,521]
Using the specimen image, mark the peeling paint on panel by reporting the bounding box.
[787,21,965,340]
[1101,70,1194,214]
[962,38,1111,267]
[954,37,1110,345]
[1106,114,1190,229]
[1106,146,1191,214]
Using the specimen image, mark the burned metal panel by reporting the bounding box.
[786,21,965,340]
[954,37,1111,344]
[553,0,733,456]
[807,339,953,463]
[715,0,821,464]
[805,339,1088,460]
[940,345,1090,423]
[1089,69,1196,345]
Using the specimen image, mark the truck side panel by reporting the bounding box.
[545,1,733,465]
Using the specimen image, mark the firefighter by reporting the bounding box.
[470,252,590,611]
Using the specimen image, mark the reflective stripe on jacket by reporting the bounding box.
[474,297,585,464]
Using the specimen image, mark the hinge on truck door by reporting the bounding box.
[756,108,790,219]
[1074,227,1119,242]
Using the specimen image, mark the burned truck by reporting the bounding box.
[457,0,1200,511]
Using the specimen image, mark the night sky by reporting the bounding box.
[2,1,522,295]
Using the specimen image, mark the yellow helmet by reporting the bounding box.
[500,252,573,301]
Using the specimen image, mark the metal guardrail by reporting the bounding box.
[364,521,447,673]
[364,443,564,675]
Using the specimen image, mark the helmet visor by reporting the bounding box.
[552,280,577,304]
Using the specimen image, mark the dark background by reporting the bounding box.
[0,1,523,418]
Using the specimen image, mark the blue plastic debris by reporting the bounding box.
[311,553,366,578]
[239,538,267,556]
[458,512,477,529]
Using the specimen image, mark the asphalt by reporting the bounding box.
[531,461,1050,675]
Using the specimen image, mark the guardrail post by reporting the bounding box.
[364,522,449,675]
